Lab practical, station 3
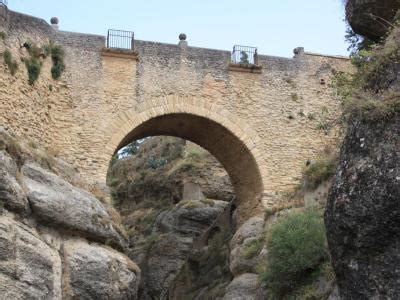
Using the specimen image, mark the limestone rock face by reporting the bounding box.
[62,239,141,300]
[0,151,29,213]
[0,216,62,299]
[156,200,228,236]
[229,215,266,276]
[22,163,125,248]
[137,200,228,299]
[325,118,400,298]
[346,0,400,41]
[0,129,141,299]
[223,273,264,300]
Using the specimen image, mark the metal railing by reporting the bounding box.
[0,0,8,7]
[106,29,134,50]
[231,45,258,65]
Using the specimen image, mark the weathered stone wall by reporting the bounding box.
[0,8,352,218]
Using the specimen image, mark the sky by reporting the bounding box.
[8,0,349,58]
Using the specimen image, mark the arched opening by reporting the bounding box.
[111,113,264,222]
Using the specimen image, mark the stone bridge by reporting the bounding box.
[0,7,350,220]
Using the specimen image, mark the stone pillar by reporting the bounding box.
[182,182,205,201]
[178,33,187,47]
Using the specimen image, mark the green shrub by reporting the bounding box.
[45,41,66,80]
[50,44,65,79]
[0,32,6,41]
[3,50,18,76]
[51,62,65,80]
[260,208,327,295]
[25,57,42,85]
[303,157,336,190]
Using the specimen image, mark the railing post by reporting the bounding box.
[107,30,110,48]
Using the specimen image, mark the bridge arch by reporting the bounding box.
[103,96,268,222]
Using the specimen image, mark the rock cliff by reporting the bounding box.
[0,128,141,299]
[346,0,400,41]
[325,4,400,298]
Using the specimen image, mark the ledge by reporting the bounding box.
[228,63,262,74]
[101,48,139,60]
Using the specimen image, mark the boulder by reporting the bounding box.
[62,239,141,299]
[139,200,228,299]
[22,163,125,248]
[0,216,62,299]
[325,117,400,298]
[0,151,29,213]
[229,215,266,276]
[346,0,400,41]
[143,233,194,299]
[156,200,228,236]
[223,273,263,300]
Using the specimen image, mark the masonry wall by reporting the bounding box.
[0,8,352,211]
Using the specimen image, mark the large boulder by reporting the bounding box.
[22,163,126,248]
[156,200,228,236]
[138,200,228,299]
[223,273,264,300]
[0,216,62,299]
[62,239,141,299]
[229,215,266,276]
[346,0,400,41]
[325,117,400,298]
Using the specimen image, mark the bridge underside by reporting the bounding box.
[112,113,265,223]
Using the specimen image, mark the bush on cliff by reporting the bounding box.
[45,41,65,80]
[260,208,327,295]
[25,57,42,85]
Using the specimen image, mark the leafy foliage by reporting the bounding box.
[332,24,400,123]
[45,41,65,80]
[119,141,140,157]
[260,208,328,295]
[345,26,374,56]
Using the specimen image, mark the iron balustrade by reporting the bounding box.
[0,0,8,7]
[106,29,134,50]
[231,45,258,65]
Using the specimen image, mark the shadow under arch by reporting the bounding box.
[105,99,266,223]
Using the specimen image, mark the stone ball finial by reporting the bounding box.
[179,33,187,41]
[50,17,59,25]
[293,47,304,55]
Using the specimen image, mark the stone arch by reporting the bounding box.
[103,95,268,223]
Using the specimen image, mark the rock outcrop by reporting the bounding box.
[223,273,264,300]
[0,215,62,299]
[325,6,400,299]
[346,0,400,41]
[132,200,229,299]
[229,215,266,276]
[325,117,400,298]
[0,129,141,299]
[62,239,140,299]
